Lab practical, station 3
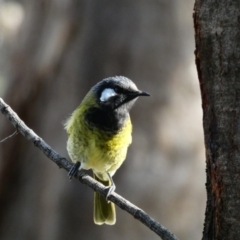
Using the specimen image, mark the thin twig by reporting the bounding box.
[0,97,179,240]
[0,130,18,143]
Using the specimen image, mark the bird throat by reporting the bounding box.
[84,107,129,133]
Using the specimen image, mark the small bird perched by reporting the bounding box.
[65,76,149,225]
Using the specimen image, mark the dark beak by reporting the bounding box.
[123,91,150,103]
[115,90,150,109]
[128,90,150,98]
[123,90,150,104]
[136,91,150,97]
[127,91,150,99]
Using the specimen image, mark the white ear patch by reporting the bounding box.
[100,88,117,102]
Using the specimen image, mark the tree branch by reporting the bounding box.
[0,130,18,143]
[0,97,178,240]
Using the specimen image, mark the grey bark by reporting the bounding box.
[194,1,240,239]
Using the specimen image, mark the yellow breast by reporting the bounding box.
[65,97,132,177]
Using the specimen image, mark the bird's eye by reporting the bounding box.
[113,87,121,94]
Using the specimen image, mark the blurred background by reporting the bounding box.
[0,0,205,239]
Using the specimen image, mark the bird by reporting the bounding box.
[65,76,150,225]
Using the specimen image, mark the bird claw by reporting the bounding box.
[105,172,116,203]
[68,162,81,180]
[106,185,116,198]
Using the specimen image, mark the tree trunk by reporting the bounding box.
[194,1,240,239]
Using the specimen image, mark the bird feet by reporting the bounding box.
[106,184,116,201]
[106,172,116,202]
[68,162,81,179]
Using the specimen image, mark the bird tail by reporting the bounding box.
[93,173,116,225]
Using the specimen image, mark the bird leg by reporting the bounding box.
[106,172,116,201]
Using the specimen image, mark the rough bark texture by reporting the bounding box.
[194,1,240,239]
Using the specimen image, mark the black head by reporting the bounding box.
[85,76,149,132]
[92,76,150,112]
